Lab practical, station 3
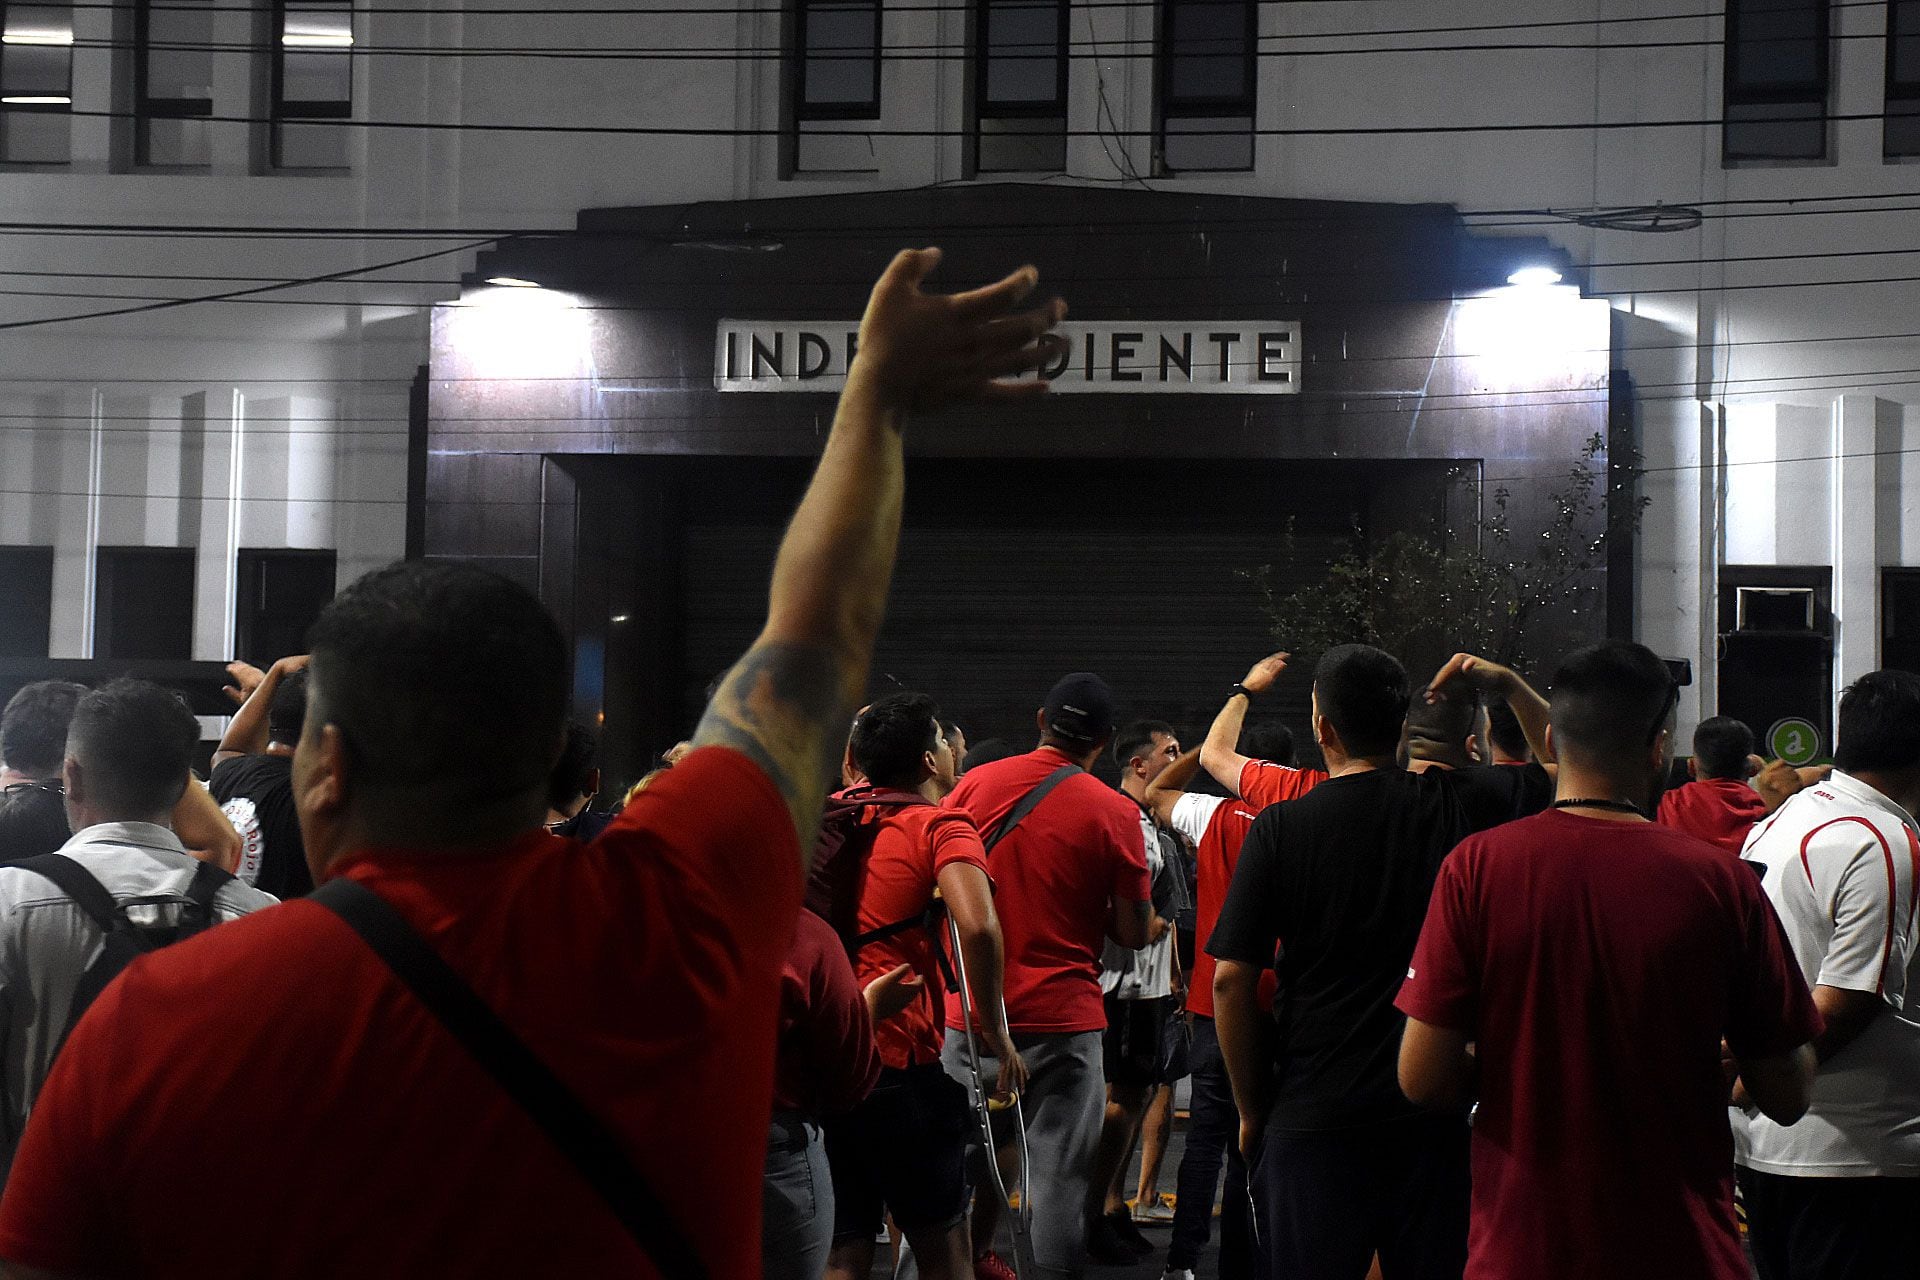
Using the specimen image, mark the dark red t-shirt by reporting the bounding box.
[943,747,1149,1035]
[775,909,882,1116]
[0,747,799,1279]
[1238,758,1328,809]
[1655,777,1770,856]
[1395,810,1821,1280]
[854,805,990,1068]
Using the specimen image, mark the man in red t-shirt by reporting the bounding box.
[0,249,1070,1279]
[1655,715,1811,855]
[1145,716,1303,1280]
[1398,640,1822,1280]
[825,692,1021,1280]
[1200,652,1330,807]
[941,672,1151,1280]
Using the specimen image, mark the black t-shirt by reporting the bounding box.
[1205,763,1551,1130]
[209,753,313,899]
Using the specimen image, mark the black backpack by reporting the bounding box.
[805,786,933,950]
[18,852,232,1050]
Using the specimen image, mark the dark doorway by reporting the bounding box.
[95,547,197,660]
[1883,569,1920,676]
[235,549,337,665]
[0,547,54,658]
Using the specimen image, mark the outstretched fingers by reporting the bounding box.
[948,263,1040,320]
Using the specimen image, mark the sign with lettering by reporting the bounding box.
[714,321,1301,394]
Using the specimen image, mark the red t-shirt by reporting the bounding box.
[1655,777,1770,856]
[775,909,882,1116]
[0,747,800,1279]
[854,805,991,1068]
[1181,796,1266,1018]
[1395,810,1822,1280]
[942,747,1150,1035]
[1238,758,1329,809]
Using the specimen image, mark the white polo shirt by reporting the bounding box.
[0,822,278,1183]
[1735,771,1920,1177]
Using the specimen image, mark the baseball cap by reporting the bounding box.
[1042,673,1115,745]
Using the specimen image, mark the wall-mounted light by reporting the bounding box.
[1505,265,1564,289]
[610,614,632,623]
[1,95,70,105]
[2,29,73,45]
[484,276,544,289]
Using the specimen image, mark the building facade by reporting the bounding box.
[0,1,1913,778]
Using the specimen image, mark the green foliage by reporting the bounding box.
[1247,435,1647,674]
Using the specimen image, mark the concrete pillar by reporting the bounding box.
[1832,395,1879,693]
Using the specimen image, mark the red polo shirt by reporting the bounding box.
[0,746,799,1279]
[943,747,1149,1035]
[1239,758,1328,808]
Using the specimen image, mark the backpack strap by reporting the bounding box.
[179,859,234,932]
[312,876,706,1280]
[16,854,123,934]
[980,764,1081,854]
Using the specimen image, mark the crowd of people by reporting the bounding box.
[0,249,1910,1280]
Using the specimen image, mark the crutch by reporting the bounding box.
[941,902,1038,1279]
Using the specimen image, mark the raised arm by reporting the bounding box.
[1427,653,1553,766]
[214,655,307,768]
[693,249,1065,865]
[1200,652,1291,795]
[1145,746,1203,828]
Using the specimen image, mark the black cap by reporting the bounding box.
[1042,672,1115,745]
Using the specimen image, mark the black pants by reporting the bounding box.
[1250,1111,1469,1280]
[1167,1016,1252,1276]
[1739,1166,1920,1280]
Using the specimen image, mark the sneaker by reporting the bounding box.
[973,1250,1019,1280]
[1110,1207,1154,1256]
[1162,1270,1197,1280]
[1086,1212,1139,1265]
[1133,1192,1178,1225]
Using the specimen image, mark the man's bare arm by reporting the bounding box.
[940,860,1028,1100]
[1145,747,1203,828]
[693,249,1065,866]
[214,655,308,768]
[1214,959,1274,1157]
[1398,1017,1477,1110]
[1200,652,1291,794]
[1427,653,1553,766]
[172,778,240,874]
[1734,1043,1817,1125]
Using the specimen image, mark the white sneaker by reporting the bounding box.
[1162,1270,1196,1280]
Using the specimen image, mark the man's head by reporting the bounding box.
[959,737,1017,773]
[1310,645,1409,765]
[1,680,88,780]
[547,722,601,820]
[1241,722,1295,768]
[1546,640,1678,794]
[266,669,309,750]
[295,561,569,873]
[1483,700,1530,764]
[1404,683,1481,771]
[941,720,967,773]
[1833,671,1920,805]
[1036,672,1116,763]
[0,781,70,861]
[1690,716,1756,782]
[1113,719,1179,793]
[852,692,954,796]
[62,679,199,830]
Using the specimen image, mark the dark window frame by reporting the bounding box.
[1888,0,1920,102]
[133,0,213,167]
[1722,0,1830,162]
[0,545,54,659]
[268,0,353,169]
[975,0,1069,119]
[93,546,197,661]
[1158,0,1258,120]
[792,0,882,123]
[0,0,76,163]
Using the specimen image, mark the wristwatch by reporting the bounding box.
[1228,683,1254,702]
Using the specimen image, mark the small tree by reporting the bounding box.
[1247,435,1645,675]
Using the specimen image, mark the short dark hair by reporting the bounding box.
[66,679,199,818]
[1112,719,1175,769]
[851,692,942,790]
[1834,670,1920,774]
[1240,722,1295,768]
[306,561,569,804]
[548,722,599,810]
[1,680,88,778]
[940,720,962,746]
[267,670,309,746]
[1548,640,1676,764]
[0,782,69,861]
[1691,716,1755,781]
[1406,683,1480,748]
[1485,701,1529,759]
[1312,645,1410,759]
[958,737,1017,772]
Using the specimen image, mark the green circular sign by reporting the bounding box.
[1767,718,1822,766]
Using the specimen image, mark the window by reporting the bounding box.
[94,547,196,660]
[0,2,72,164]
[795,0,880,120]
[0,546,53,658]
[1723,0,1829,162]
[1888,1,1920,156]
[135,0,216,167]
[1157,0,1256,173]
[974,0,1067,172]
[272,1,352,169]
[235,549,335,663]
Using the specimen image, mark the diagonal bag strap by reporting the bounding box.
[312,876,706,1279]
[17,854,124,933]
[980,763,1081,854]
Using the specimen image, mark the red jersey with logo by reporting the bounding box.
[1239,758,1329,809]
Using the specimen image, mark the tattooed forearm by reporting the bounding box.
[693,639,855,866]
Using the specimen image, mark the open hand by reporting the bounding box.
[1240,651,1292,694]
[863,963,924,1024]
[852,248,1067,411]
[222,661,267,707]
[1427,653,1517,701]
[984,1029,1029,1103]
